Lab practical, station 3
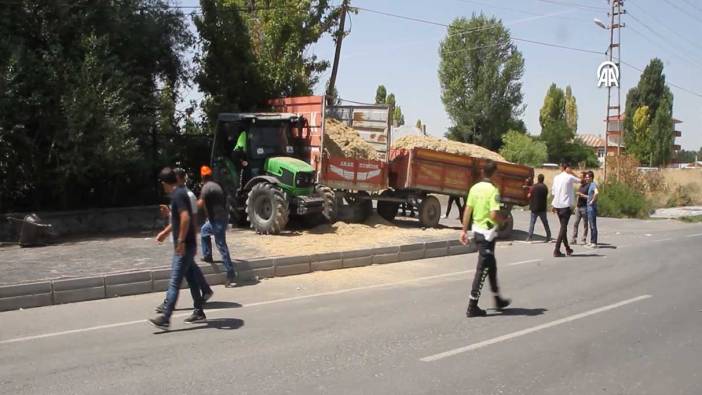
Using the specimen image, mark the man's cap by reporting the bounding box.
[200,165,213,177]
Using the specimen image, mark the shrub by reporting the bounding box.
[598,180,651,218]
[666,184,701,208]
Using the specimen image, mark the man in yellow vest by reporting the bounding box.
[460,160,511,317]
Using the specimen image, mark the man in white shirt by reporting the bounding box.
[551,162,581,257]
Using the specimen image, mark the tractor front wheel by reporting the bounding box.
[316,185,337,223]
[246,182,289,234]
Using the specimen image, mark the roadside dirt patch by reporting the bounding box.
[240,214,457,257]
[323,118,380,160]
[392,135,506,162]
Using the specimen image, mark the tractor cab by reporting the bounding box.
[210,113,326,234]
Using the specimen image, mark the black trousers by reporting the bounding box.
[555,207,573,252]
[469,232,499,301]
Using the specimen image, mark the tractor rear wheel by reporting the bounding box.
[246,182,289,234]
[376,190,399,222]
[418,195,442,228]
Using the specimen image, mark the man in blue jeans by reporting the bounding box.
[150,167,207,329]
[198,165,237,286]
[586,170,599,248]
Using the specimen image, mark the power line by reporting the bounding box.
[355,5,702,100]
[531,0,607,11]
[626,25,702,70]
[661,0,702,26]
[620,60,702,99]
[354,6,603,55]
[680,0,702,15]
[627,4,702,56]
[0,1,297,13]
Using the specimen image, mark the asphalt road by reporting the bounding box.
[1,217,701,395]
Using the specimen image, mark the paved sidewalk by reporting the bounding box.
[0,217,460,286]
[1,209,692,286]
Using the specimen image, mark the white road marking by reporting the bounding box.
[420,294,652,362]
[507,259,542,267]
[652,238,672,242]
[4,261,550,345]
[686,233,702,238]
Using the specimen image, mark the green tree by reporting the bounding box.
[624,58,674,166]
[375,85,387,104]
[195,0,340,125]
[234,0,339,97]
[648,96,674,166]
[675,149,699,163]
[439,14,524,150]
[499,131,547,167]
[0,0,192,211]
[416,119,423,130]
[386,93,396,108]
[629,106,651,162]
[194,0,262,123]
[540,119,573,163]
[393,106,405,126]
[564,85,578,132]
[325,80,341,105]
[539,83,566,128]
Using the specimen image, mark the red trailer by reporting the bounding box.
[269,95,533,235]
[381,148,533,234]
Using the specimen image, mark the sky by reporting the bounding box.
[179,0,702,150]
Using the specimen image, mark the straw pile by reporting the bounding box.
[392,135,506,162]
[324,118,380,160]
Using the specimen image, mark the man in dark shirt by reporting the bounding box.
[149,167,207,329]
[198,165,237,286]
[526,174,551,242]
[572,172,590,245]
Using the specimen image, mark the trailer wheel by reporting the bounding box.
[348,191,372,223]
[497,210,514,239]
[418,195,441,228]
[246,182,289,234]
[376,190,399,222]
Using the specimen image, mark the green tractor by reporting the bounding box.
[210,113,334,234]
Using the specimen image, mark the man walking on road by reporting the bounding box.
[460,160,511,317]
[551,162,580,257]
[526,174,551,242]
[586,170,600,248]
[155,168,213,312]
[572,172,589,245]
[198,165,237,286]
[149,167,207,329]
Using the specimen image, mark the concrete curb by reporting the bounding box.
[0,239,478,312]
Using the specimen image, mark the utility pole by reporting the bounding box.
[602,0,625,182]
[327,0,349,106]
